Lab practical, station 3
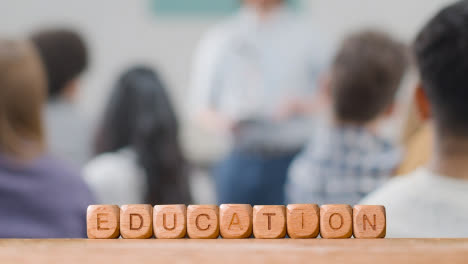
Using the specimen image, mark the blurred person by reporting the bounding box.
[84,66,192,205]
[362,1,468,237]
[191,0,329,205]
[31,29,91,167]
[286,30,408,205]
[0,39,93,238]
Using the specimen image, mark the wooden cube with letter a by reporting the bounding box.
[87,205,120,239]
[120,204,153,239]
[287,204,320,238]
[153,204,187,239]
[220,204,252,238]
[253,205,286,239]
[320,204,353,239]
[187,205,219,239]
[353,205,386,238]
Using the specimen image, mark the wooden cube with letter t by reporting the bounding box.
[253,205,286,239]
[353,205,386,238]
[87,205,120,239]
[120,204,153,239]
[187,205,219,239]
[220,204,252,238]
[153,204,187,239]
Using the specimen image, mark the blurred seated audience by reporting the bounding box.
[286,30,408,205]
[84,66,192,205]
[31,29,91,167]
[362,1,468,237]
[0,39,93,238]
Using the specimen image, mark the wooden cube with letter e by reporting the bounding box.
[87,205,120,239]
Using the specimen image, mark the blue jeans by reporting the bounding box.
[215,149,298,205]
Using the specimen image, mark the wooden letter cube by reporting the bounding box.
[286,204,320,239]
[320,204,353,239]
[253,205,286,239]
[187,205,219,239]
[87,205,120,239]
[353,205,386,238]
[220,204,252,238]
[153,204,187,239]
[120,204,153,239]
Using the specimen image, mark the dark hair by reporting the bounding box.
[30,29,88,98]
[331,30,408,123]
[414,1,468,136]
[94,66,192,204]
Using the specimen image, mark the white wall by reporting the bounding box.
[0,0,455,162]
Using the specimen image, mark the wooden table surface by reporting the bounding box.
[1,239,467,263]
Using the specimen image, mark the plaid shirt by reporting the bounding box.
[285,122,401,205]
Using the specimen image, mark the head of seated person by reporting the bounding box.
[0,39,46,159]
[86,66,192,205]
[31,29,88,102]
[413,1,468,178]
[328,30,408,130]
[0,39,93,238]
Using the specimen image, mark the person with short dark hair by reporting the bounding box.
[0,39,93,238]
[361,1,468,237]
[286,30,408,205]
[84,66,192,205]
[31,29,91,166]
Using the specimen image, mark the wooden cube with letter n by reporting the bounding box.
[353,205,386,238]
[320,204,353,239]
[220,204,252,238]
[187,205,219,239]
[153,204,187,239]
[120,204,153,239]
[87,205,120,239]
[253,205,286,239]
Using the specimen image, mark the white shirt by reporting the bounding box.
[361,168,468,238]
[83,148,147,205]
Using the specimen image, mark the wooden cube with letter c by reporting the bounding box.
[87,205,120,239]
[153,204,187,239]
[187,205,219,239]
[253,205,286,239]
[120,204,153,239]
[320,204,353,239]
[219,204,252,238]
[353,205,386,238]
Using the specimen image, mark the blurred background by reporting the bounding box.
[0,0,454,204]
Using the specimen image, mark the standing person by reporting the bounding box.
[191,0,328,205]
[361,0,468,237]
[31,29,91,167]
[286,30,408,205]
[0,39,93,238]
[84,66,192,205]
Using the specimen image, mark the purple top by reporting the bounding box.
[0,153,94,238]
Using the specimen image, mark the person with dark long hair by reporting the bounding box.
[84,66,192,205]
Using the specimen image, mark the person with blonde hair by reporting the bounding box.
[0,39,93,238]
